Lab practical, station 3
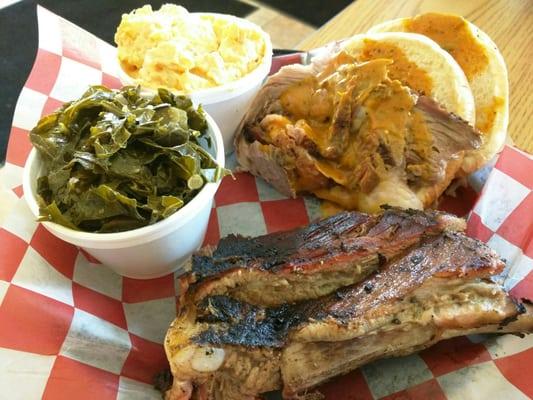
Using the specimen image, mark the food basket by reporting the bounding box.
[0,6,531,400]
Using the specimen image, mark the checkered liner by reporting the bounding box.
[0,6,531,400]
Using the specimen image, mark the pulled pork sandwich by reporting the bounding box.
[235,31,492,212]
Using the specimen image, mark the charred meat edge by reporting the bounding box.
[182,208,465,306]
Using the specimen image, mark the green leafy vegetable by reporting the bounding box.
[30,86,229,233]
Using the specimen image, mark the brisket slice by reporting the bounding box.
[165,231,533,400]
[182,208,465,306]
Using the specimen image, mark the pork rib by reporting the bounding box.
[182,208,464,307]
[165,230,533,400]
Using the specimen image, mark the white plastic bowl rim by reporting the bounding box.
[117,12,273,104]
[23,112,225,250]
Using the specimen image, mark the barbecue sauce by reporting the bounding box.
[404,13,488,81]
[475,95,504,134]
[358,40,433,96]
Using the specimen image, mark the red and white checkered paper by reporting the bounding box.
[0,6,532,400]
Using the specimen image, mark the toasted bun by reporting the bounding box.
[369,14,509,174]
[340,32,475,124]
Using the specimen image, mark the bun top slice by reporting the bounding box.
[369,13,509,174]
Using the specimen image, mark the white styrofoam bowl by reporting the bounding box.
[117,12,273,155]
[23,113,224,280]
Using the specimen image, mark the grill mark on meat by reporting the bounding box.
[192,232,503,348]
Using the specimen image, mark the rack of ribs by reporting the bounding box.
[164,208,533,400]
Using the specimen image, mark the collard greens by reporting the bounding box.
[30,85,229,233]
